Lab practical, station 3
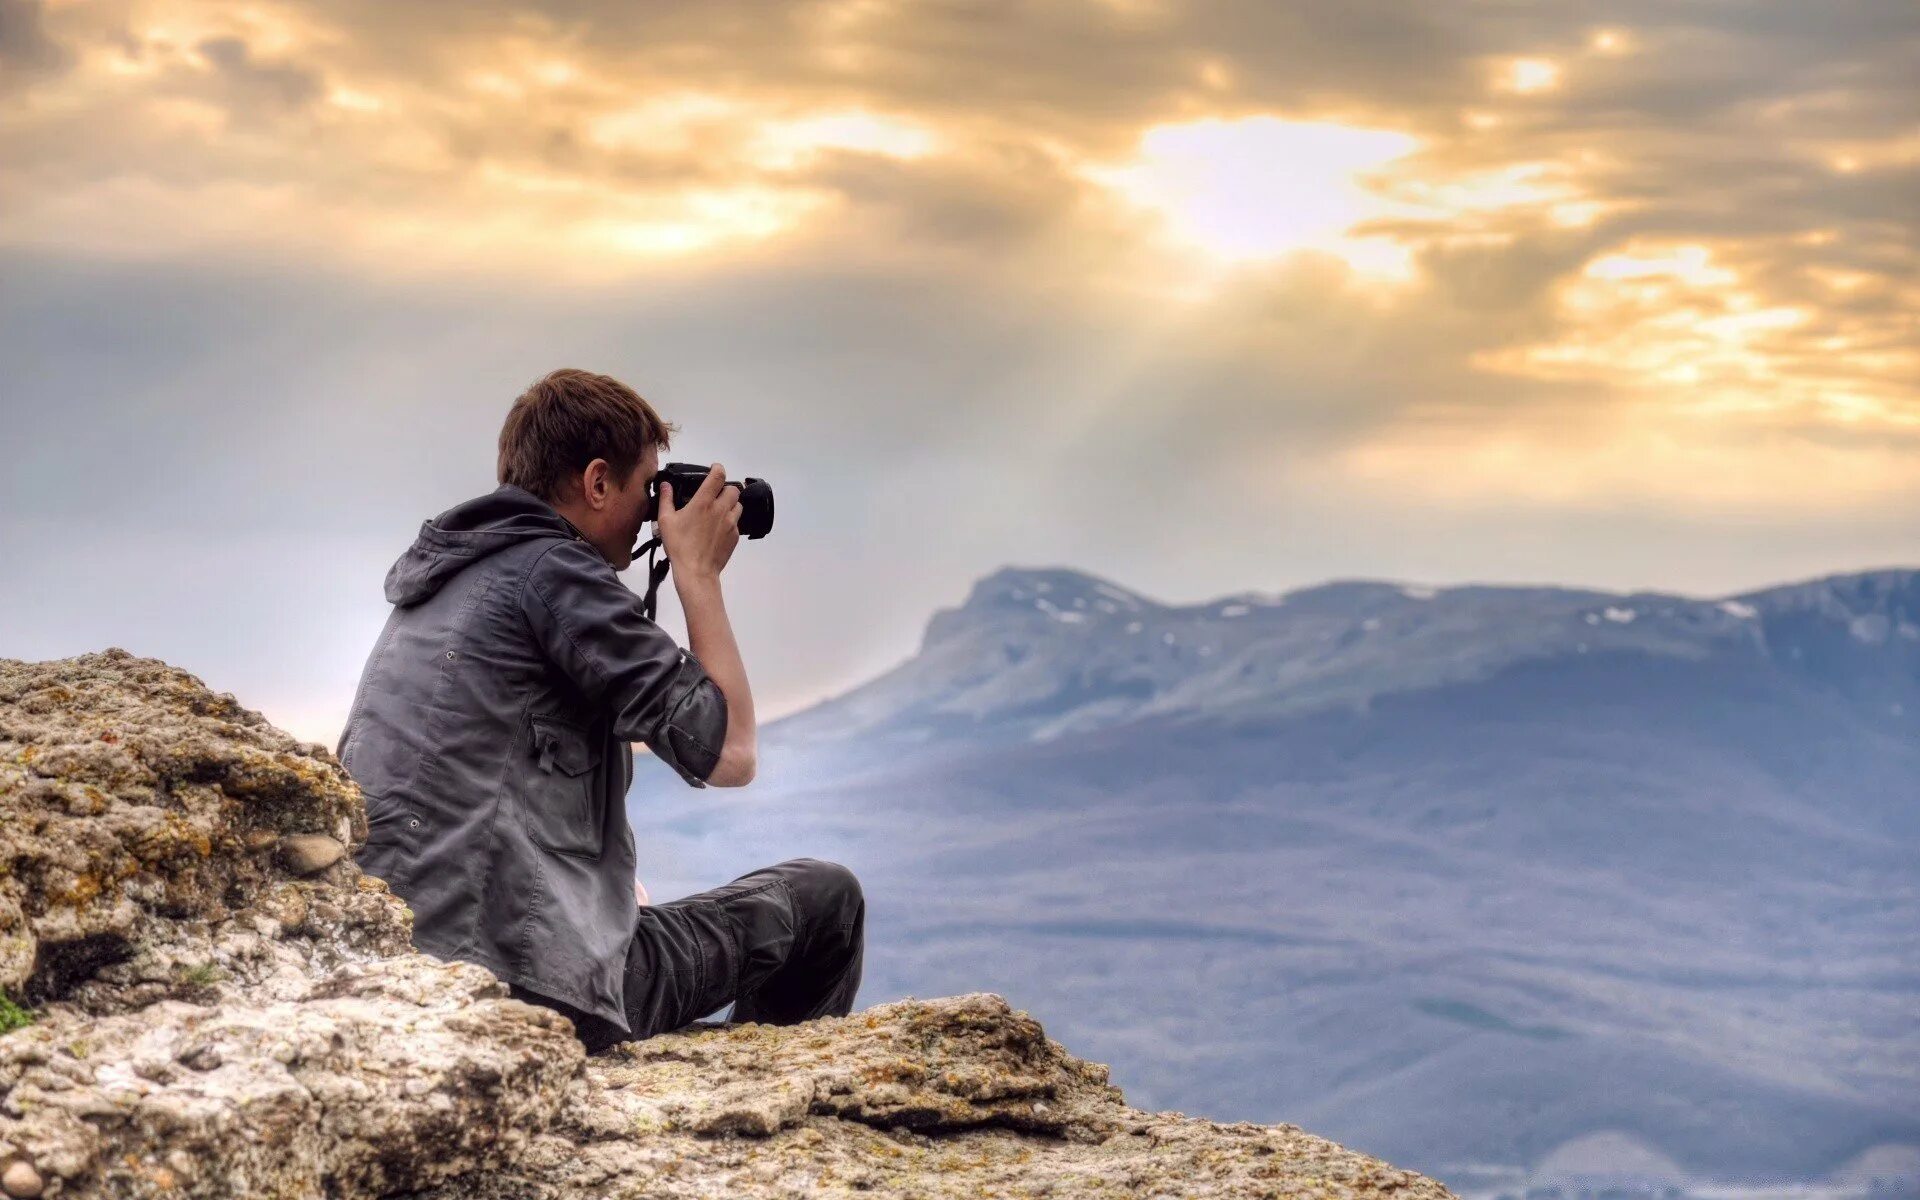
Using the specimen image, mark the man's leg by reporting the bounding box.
[728,858,865,1026]
[621,857,865,1040]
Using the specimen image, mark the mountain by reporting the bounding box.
[628,567,1920,1188]
[771,566,1920,763]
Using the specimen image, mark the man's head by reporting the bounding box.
[498,368,676,570]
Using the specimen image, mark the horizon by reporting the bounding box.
[962,560,1920,607]
[10,557,1911,748]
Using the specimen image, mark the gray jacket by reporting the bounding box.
[337,483,728,1032]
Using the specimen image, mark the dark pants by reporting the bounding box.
[512,857,866,1053]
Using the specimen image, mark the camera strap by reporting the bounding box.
[634,534,671,623]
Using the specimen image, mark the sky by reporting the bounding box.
[2,0,1916,745]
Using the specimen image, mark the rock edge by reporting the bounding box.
[1,650,1457,1200]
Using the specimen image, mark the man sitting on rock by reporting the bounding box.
[335,367,864,1053]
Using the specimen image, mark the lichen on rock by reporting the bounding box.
[1,651,1457,1200]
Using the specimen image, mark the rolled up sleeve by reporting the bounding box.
[643,649,729,786]
[522,540,730,787]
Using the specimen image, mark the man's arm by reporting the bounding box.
[674,571,757,785]
[656,463,758,787]
[522,540,732,787]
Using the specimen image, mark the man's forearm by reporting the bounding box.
[675,570,757,784]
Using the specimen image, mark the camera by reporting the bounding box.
[644,461,774,539]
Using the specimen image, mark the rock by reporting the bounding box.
[277,834,345,876]
[0,651,1458,1200]
[1,1161,42,1199]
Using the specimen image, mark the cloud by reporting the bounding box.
[1,0,1916,736]
[193,35,324,111]
[0,0,71,80]
[2,1,1912,423]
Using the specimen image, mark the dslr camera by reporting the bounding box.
[643,461,774,539]
[630,462,774,620]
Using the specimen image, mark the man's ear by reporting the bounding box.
[582,458,611,509]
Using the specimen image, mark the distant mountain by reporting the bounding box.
[772,566,1920,761]
[629,567,1920,1188]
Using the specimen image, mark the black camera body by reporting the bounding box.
[644,461,774,539]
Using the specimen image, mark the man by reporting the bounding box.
[336,367,864,1052]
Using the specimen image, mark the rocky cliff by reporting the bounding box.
[0,650,1454,1200]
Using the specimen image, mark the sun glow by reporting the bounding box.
[1083,116,1620,286]
[1499,58,1563,94]
[1587,28,1633,56]
[1083,116,1421,276]
[750,110,942,169]
[588,187,831,257]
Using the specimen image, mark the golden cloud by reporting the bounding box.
[3,0,1915,516]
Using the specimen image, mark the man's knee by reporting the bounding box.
[782,857,863,925]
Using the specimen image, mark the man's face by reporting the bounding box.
[604,443,660,571]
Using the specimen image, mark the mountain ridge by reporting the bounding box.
[774,565,1920,757]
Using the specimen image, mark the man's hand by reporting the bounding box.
[656,463,742,583]
[635,878,650,906]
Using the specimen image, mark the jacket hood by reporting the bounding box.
[384,484,584,606]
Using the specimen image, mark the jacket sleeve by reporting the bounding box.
[521,539,730,787]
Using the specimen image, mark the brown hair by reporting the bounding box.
[497,368,676,501]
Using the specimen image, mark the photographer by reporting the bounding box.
[337,367,864,1052]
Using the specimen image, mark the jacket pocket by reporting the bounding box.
[357,794,424,886]
[524,715,605,859]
